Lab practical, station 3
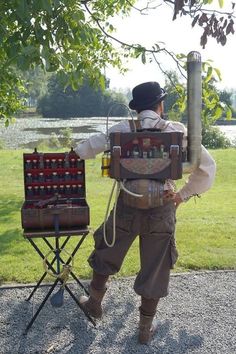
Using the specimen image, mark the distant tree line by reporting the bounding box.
[37,74,129,117]
[20,66,235,122]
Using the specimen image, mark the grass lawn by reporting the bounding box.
[0,148,235,284]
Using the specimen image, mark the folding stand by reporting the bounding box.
[24,214,96,333]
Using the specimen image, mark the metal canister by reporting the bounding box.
[101,151,111,177]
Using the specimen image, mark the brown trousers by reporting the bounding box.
[88,196,178,299]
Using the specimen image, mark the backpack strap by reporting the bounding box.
[129,119,141,132]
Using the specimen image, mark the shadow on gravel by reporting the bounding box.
[1,286,97,354]
[117,320,204,354]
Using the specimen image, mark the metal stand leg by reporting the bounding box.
[64,284,96,326]
[24,279,60,333]
[25,230,93,331]
[27,236,72,301]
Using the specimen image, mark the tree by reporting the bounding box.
[20,67,49,107]
[37,74,128,117]
[0,0,235,123]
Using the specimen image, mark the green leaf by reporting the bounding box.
[226,107,232,120]
[16,0,28,21]
[214,106,223,120]
[218,0,224,8]
[205,66,213,83]
[141,51,146,64]
[214,68,222,81]
[39,0,53,15]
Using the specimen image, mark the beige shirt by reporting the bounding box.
[75,110,216,201]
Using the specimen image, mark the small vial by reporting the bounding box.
[32,159,38,169]
[152,146,158,158]
[52,172,58,182]
[70,158,76,168]
[77,158,82,167]
[65,172,71,181]
[132,139,140,158]
[58,158,63,168]
[46,186,52,195]
[27,173,32,183]
[45,159,50,169]
[34,186,39,196]
[160,145,164,158]
[163,152,169,159]
[27,186,33,197]
[77,184,83,195]
[147,149,153,158]
[142,151,148,159]
[52,185,58,194]
[39,172,44,182]
[76,171,82,180]
[39,186,45,196]
[59,185,64,194]
[65,185,71,194]
[51,159,57,169]
[71,185,77,194]
[25,159,32,170]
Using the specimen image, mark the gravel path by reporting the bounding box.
[0,271,235,354]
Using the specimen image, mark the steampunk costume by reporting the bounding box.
[75,82,216,344]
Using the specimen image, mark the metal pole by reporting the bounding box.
[183,51,202,173]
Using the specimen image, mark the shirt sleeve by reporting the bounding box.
[178,145,216,201]
[74,120,129,159]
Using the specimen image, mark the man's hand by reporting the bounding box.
[163,190,183,208]
[173,192,183,209]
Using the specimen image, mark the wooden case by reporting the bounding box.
[109,130,184,180]
[21,149,90,231]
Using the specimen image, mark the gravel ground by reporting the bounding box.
[0,271,235,354]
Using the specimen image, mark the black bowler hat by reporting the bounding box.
[129,81,167,110]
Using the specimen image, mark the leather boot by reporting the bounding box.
[79,284,107,319]
[138,313,157,345]
[138,296,159,344]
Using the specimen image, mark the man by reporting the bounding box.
[75,82,216,344]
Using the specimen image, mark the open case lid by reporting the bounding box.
[23,148,86,201]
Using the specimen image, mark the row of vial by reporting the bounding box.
[26,171,83,183]
[26,184,83,197]
[25,157,82,170]
[127,141,169,159]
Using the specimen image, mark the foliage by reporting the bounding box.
[0,1,235,121]
[37,75,128,117]
[59,127,73,148]
[0,54,26,125]
[202,125,232,149]
[173,0,235,48]
[19,67,49,107]
[163,59,233,127]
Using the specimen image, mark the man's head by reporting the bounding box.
[129,81,167,114]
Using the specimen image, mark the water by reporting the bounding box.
[0,117,121,149]
[0,117,235,149]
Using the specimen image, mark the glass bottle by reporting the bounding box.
[101,151,111,177]
[131,139,141,158]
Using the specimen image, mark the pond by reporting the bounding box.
[0,116,235,149]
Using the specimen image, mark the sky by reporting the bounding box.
[106,1,236,91]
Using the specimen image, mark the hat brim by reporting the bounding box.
[129,92,167,110]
